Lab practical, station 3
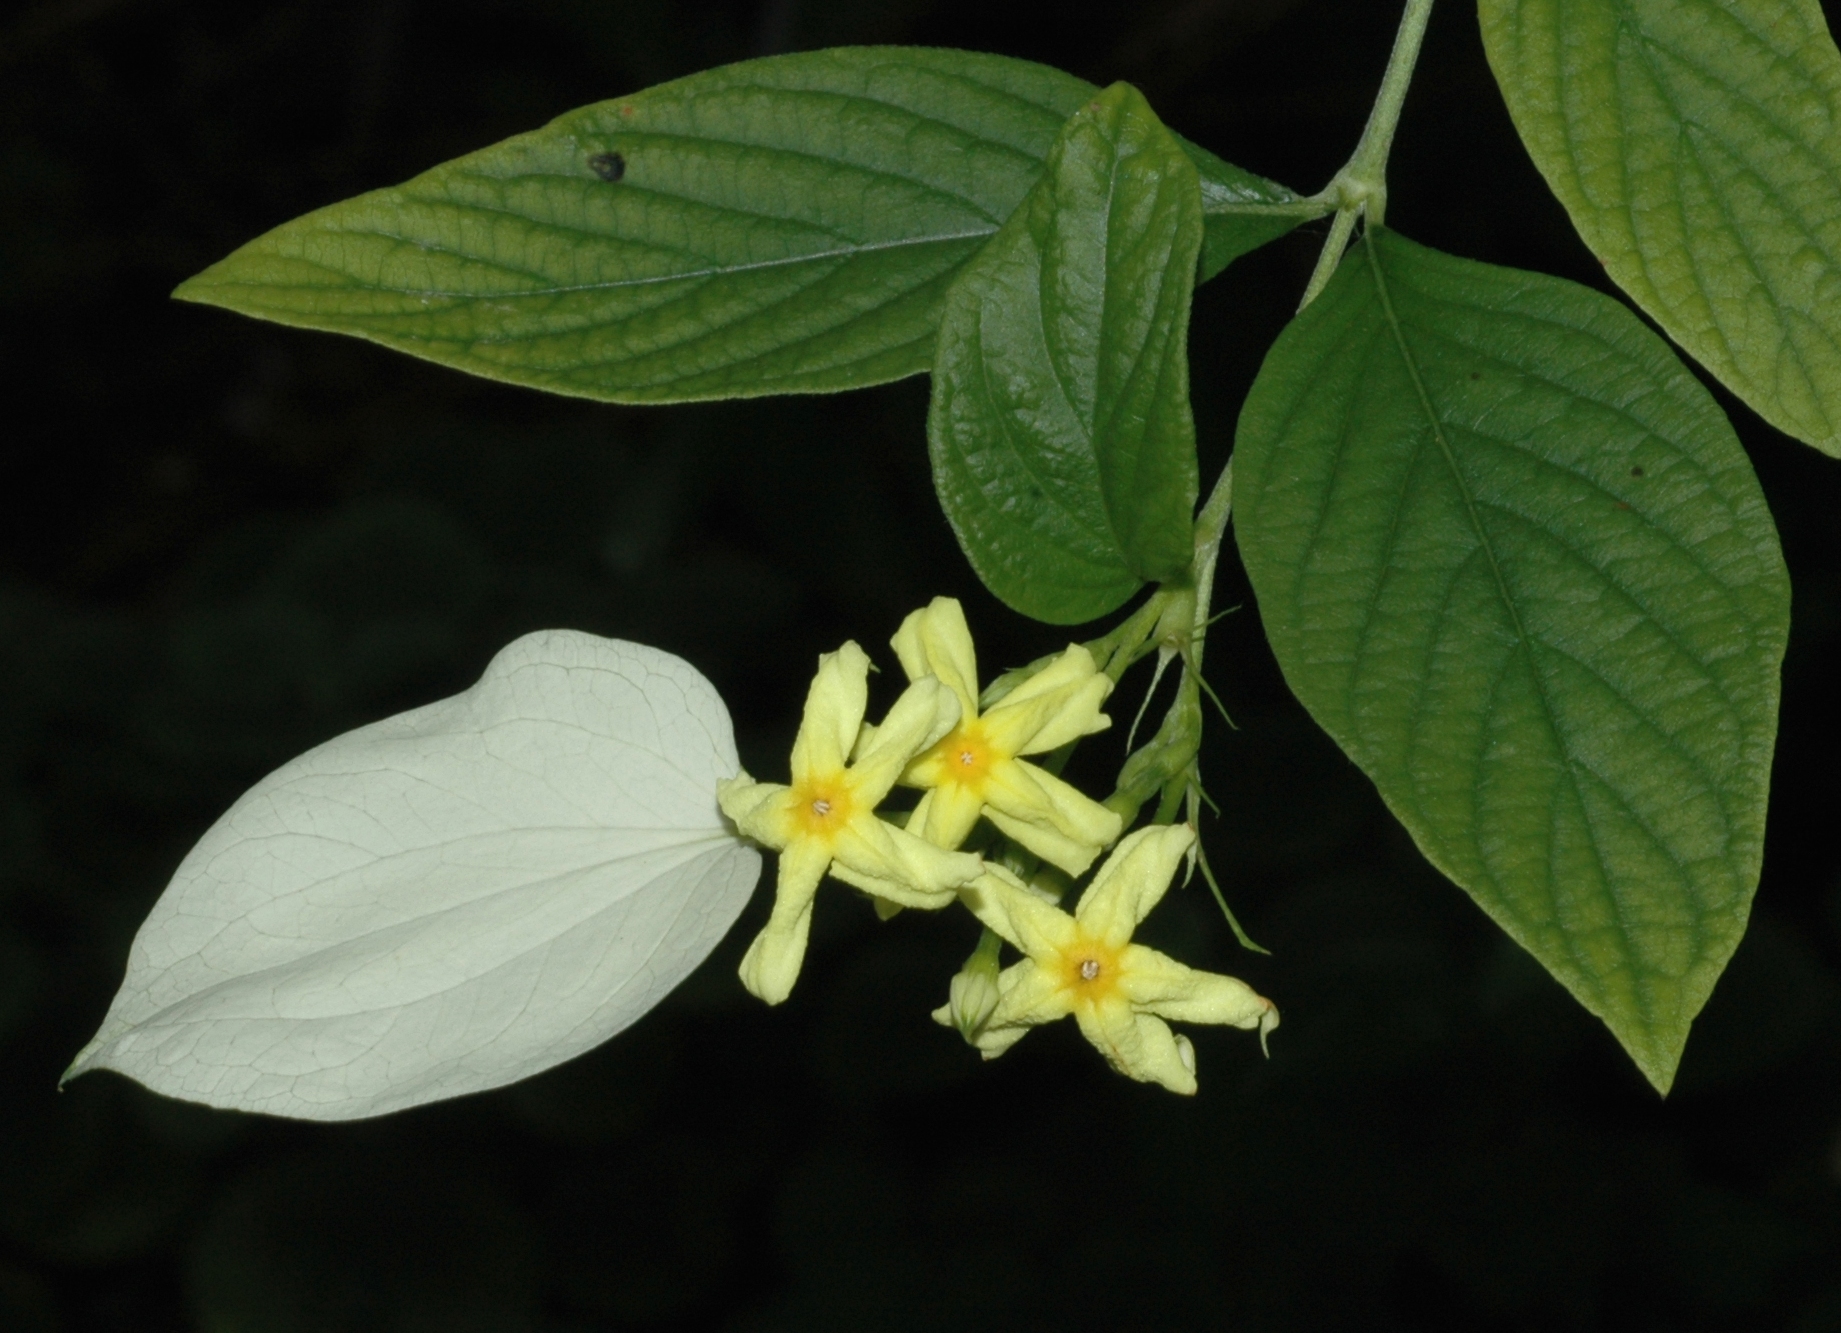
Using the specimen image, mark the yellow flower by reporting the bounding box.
[719,641,983,1005]
[891,597,1122,876]
[943,823,1277,1094]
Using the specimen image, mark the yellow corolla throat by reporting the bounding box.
[1054,933,1124,1006]
[787,773,856,842]
[914,721,999,795]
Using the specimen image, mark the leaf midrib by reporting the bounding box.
[1077,118,1135,568]
[1370,250,1758,723]
[229,216,993,302]
[1362,235,1658,1023]
[969,279,1129,583]
[123,837,727,1038]
[1617,13,1836,405]
[637,63,1306,213]
[1612,0,1838,154]
[1401,319,1760,651]
[1096,165,1194,575]
[529,125,1018,223]
[1580,0,1841,447]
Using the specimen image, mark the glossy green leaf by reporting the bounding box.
[1481,0,1841,455]
[929,83,1203,625]
[1234,228,1789,1091]
[175,48,1303,404]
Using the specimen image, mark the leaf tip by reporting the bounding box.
[1636,1054,1679,1098]
[171,270,224,307]
[58,1041,102,1092]
[1616,1026,1683,1098]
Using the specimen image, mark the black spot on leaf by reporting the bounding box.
[588,152,626,182]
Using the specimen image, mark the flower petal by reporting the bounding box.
[907,782,987,851]
[789,641,871,782]
[981,758,1124,876]
[1074,1000,1197,1095]
[829,816,980,908]
[65,630,760,1121]
[933,1000,1034,1059]
[971,1023,1035,1060]
[849,676,960,805]
[1074,823,1193,949]
[958,867,1077,957]
[1118,945,1275,1031]
[899,742,955,790]
[891,597,981,720]
[717,774,797,849]
[979,645,1113,756]
[737,837,832,1004]
[986,958,1074,1030]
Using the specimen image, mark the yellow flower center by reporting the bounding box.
[927,722,995,792]
[789,774,855,841]
[1056,934,1123,1004]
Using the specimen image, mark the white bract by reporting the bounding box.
[65,630,760,1121]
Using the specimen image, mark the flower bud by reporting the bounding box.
[944,928,1005,1043]
[1107,670,1204,823]
[948,968,1001,1043]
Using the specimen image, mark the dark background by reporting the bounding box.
[4,0,1840,1329]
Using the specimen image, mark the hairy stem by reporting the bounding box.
[1299,0,1436,309]
[1188,457,1235,670]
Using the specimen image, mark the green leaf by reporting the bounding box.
[1481,0,1841,456]
[1193,147,1316,286]
[174,48,1304,404]
[1233,228,1789,1091]
[928,83,1203,625]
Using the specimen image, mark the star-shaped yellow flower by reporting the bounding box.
[944,823,1277,1094]
[719,641,983,1005]
[891,598,1122,876]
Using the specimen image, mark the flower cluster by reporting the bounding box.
[720,597,1277,1094]
[70,608,1271,1120]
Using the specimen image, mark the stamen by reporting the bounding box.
[1078,958,1101,981]
[811,799,832,816]
[958,749,976,766]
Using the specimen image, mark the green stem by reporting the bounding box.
[1297,206,1360,312]
[1298,0,1435,309]
[1187,457,1235,671]
[1343,0,1436,224]
[1087,592,1171,683]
